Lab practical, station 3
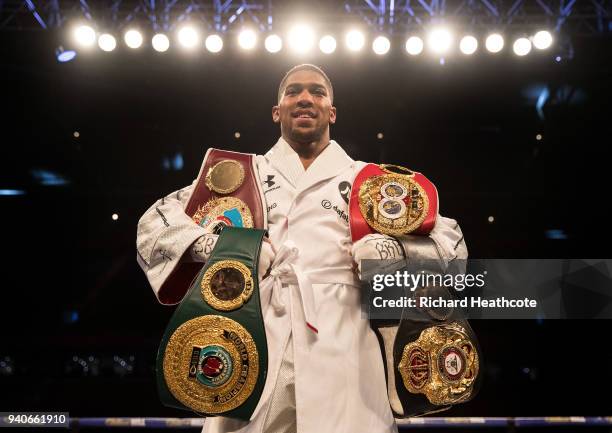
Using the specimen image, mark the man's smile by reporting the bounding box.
[292,109,316,119]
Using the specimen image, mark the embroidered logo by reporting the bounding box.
[338,181,351,204]
[263,174,280,195]
[321,200,348,224]
[262,175,275,188]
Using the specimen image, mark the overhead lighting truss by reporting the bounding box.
[344,0,612,35]
[0,1,610,36]
[0,0,271,32]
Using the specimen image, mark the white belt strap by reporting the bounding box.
[259,241,318,334]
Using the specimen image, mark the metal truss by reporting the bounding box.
[0,0,273,32]
[345,0,612,35]
[0,0,610,35]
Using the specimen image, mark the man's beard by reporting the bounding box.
[287,122,326,145]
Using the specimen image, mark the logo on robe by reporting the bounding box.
[262,175,275,188]
[338,181,351,204]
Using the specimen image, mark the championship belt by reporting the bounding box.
[349,163,438,242]
[369,273,483,417]
[157,148,266,305]
[350,163,481,416]
[156,226,268,420]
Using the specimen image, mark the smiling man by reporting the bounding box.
[137,64,468,433]
[272,66,336,169]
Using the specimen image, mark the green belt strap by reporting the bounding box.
[156,227,268,421]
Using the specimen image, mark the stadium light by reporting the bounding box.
[346,30,365,51]
[124,29,143,49]
[205,34,223,53]
[485,33,504,53]
[319,35,336,54]
[177,26,199,49]
[98,34,116,52]
[372,36,391,55]
[152,33,170,52]
[288,24,315,53]
[238,29,257,50]
[427,28,452,54]
[405,36,424,55]
[265,34,282,53]
[74,25,96,47]
[533,30,553,50]
[55,46,76,62]
[459,35,478,55]
[513,37,532,56]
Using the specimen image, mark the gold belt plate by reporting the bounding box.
[192,197,253,232]
[163,315,259,414]
[201,260,254,311]
[358,170,429,236]
[398,323,479,406]
[205,160,245,194]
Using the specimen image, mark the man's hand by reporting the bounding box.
[351,233,405,277]
[190,233,219,263]
[258,239,275,282]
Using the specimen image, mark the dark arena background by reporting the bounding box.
[1,0,611,432]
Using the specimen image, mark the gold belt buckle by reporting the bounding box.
[163,315,259,414]
[398,323,479,405]
[358,164,429,236]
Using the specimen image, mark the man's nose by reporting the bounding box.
[296,90,314,106]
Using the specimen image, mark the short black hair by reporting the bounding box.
[277,64,334,104]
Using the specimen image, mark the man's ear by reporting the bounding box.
[329,106,337,125]
[272,106,280,123]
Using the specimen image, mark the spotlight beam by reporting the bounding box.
[74,25,96,46]
[178,25,199,49]
[238,29,257,49]
[405,36,423,55]
[124,29,143,49]
[485,33,504,53]
[288,24,314,53]
[265,34,282,53]
[372,35,390,55]
[533,30,553,49]
[98,33,117,52]
[152,33,170,52]
[206,34,224,53]
[346,30,365,51]
[428,28,452,54]
[319,35,336,54]
[460,35,478,55]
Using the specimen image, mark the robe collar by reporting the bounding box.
[264,136,354,193]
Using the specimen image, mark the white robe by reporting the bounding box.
[136,138,467,433]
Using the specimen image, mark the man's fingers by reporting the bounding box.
[258,240,276,282]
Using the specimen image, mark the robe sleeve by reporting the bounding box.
[136,179,207,305]
[396,215,468,273]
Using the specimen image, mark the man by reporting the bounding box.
[137,64,467,433]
